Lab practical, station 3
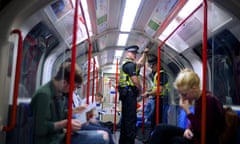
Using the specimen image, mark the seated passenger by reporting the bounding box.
[81,92,104,120]
[149,68,226,144]
[30,62,110,144]
[72,91,115,144]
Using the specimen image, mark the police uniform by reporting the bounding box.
[118,45,140,144]
[148,58,169,131]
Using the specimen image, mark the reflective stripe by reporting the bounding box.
[119,58,139,87]
[152,70,170,96]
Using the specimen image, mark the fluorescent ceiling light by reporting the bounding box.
[117,33,129,46]
[159,19,178,40]
[117,0,141,46]
[178,0,202,19]
[113,50,124,64]
[120,0,142,32]
[80,0,92,35]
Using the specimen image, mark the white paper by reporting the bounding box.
[76,102,96,123]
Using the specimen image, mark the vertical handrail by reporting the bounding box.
[2,29,23,132]
[141,65,146,133]
[156,46,161,124]
[99,77,103,94]
[66,0,79,143]
[92,59,96,103]
[96,68,99,94]
[113,58,119,132]
[79,0,92,105]
[201,0,208,143]
[155,3,203,124]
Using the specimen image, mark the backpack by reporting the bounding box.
[219,107,239,144]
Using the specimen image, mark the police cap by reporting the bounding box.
[148,56,157,65]
[125,45,139,53]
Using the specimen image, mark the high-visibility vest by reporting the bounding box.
[119,58,139,87]
[152,70,169,96]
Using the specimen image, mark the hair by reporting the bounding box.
[54,62,83,84]
[173,68,200,90]
[95,92,103,98]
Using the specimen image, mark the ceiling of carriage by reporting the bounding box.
[41,0,233,72]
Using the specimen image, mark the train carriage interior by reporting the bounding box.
[1,0,240,144]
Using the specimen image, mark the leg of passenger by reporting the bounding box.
[122,91,137,144]
[162,96,169,124]
[82,123,115,144]
[150,99,156,131]
[71,130,109,144]
[149,124,185,144]
[119,98,126,144]
[170,136,193,144]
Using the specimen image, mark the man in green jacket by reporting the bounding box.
[31,62,109,144]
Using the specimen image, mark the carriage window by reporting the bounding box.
[19,22,59,98]
[193,29,240,105]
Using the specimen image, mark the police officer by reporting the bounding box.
[118,45,149,144]
[142,56,169,131]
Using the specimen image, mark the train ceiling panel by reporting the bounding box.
[95,0,108,33]
[38,0,237,70]
[144,0,179,36]
[97,32,119,51]
[99,50,108,66]
[127,33,149,50]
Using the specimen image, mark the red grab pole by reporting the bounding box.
[96,68,99,94]
[2,29,23,132]
[66,0,78,143]
[201,0,208,144]
[113,59,119,132]
[141,64,146,133]
[156,45,162,124]
[79,0,92,105]
[92,59,96,103]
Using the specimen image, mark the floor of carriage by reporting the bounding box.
[112,129,150,144]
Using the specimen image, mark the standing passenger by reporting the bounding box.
[30,62,110,144]
[149,68,225,144]
[118,45,149,144]
[142,56,169,131]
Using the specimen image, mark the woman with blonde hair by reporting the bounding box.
[150,68,225,144]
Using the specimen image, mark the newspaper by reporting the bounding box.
[76,102,96,123]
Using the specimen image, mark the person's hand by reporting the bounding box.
[143,47,150,54]
[183,128,194,139]
[74,104,88,114]
[89,118,98,124]
[142,92,149,98]
[71,119,82,131]
[179,97,191,114]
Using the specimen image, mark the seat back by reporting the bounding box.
[6,103,33,144]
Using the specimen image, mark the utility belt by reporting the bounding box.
[118,85,138,91]
[118,85,139,100]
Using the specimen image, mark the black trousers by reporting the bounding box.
[150,124,193,144]
[119,87,138,144]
